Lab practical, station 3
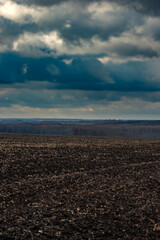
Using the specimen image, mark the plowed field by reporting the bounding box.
[0,134,160,239]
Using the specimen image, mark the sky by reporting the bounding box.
[0,0,160,119]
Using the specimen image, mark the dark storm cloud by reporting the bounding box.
[0,0,159,56]
[16,1,137,43]
[0,0,159,118]
[0,54,25,84]
[112,0,160,16]
[0,1,131,52]
[0,53,160,93]
[0,18,18,44]
[59,10,135,43]
[1,84,160,110]
[110,43,158,58]
[105,61,160,92]
[0,53,112,89]
[14,0,67,6]
[14,0,98,6]
[0,17,39,48]
[13,0,160,16]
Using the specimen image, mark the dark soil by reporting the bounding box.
[0,134,160,239]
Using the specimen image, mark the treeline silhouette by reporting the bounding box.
[0,119,160,137]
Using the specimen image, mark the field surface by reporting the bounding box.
[0,134,160,239]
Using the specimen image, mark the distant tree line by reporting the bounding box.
[0,120,160,137]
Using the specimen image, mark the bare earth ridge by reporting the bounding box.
[0,134,160,239]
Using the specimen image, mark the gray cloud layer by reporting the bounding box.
[14,0,160,16]
[0,0,160,118]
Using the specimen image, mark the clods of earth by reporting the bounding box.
[0,134,160,239]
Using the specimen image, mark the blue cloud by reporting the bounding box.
[0,0,159,118]
[0,53,159,93]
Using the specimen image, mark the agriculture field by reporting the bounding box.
[0,134,160,240]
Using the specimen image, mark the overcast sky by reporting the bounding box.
[0,0,160,119]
